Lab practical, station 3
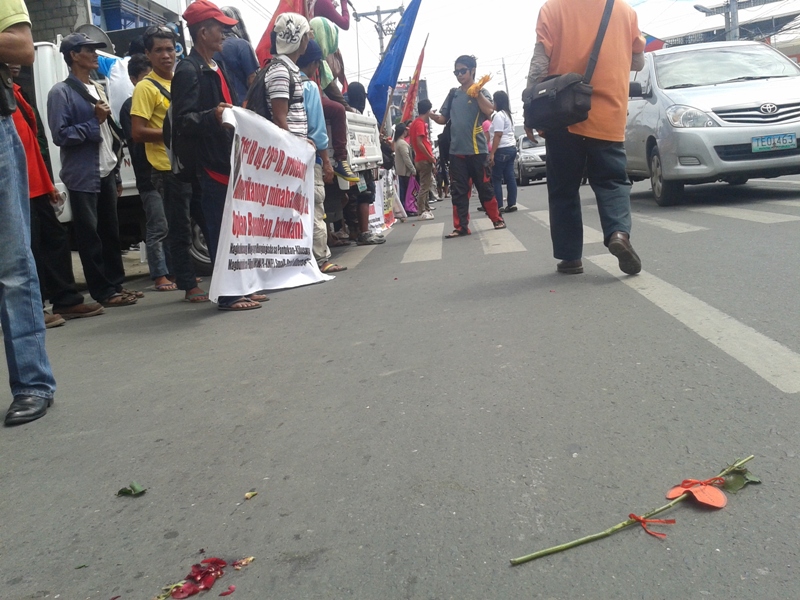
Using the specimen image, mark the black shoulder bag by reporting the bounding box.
[523,0,615,132]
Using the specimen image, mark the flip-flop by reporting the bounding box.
[493,221,507,230]
[248,293,269,302]
[121,288,145,298]
[329,239,352,247]
[155,282,178,291]
[320,262,347,273]
[218,297,262,311]
[445,230,470,238]
[101,293,137,307]
[183,291,210,303]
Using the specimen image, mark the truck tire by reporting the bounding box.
[649,146,683,206]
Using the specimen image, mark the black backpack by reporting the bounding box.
[164,57,201,183]
[438,88,457,163]
[243,58,298,121]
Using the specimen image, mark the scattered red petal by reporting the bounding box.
[219,585,236,596]
[394,278,398,280]
[186,564,205,582]
[199,572,219,591]
[171,581,201,599]
[232,557,255,570]
[201,558,228,569]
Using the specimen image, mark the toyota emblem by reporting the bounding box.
[760,103,779,114]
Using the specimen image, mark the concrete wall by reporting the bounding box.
[27,0,90,44]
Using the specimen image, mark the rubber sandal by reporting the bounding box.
[183,291,210,303]
[320,262,347,273]
[248,293,269,302]
[493,221,507,230]
[329,239,352,247]
[121,288,145,298]
[218,297,262,311]
[155,282,178,291]
[101,293,137,307]
[445,229,470,238]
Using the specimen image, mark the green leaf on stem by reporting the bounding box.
[722,468,761,494]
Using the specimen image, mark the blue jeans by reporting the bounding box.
[152,171,197,291]
[491,146,517,209]
[545,129,632,261]
[140,188,170,280]
[0,117,56,401]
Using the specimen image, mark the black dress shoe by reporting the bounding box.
[4,395,53,426]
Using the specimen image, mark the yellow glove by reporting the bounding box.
[467,74,492,98]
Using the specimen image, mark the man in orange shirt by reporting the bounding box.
[524,0,645,275]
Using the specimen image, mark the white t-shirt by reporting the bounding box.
[86,83,119,178]
[490,111,516,150]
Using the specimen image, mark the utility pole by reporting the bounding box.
[501,58,510,100]
[695,0,784,41]
[729,0,740,40]
[353,4,405,59]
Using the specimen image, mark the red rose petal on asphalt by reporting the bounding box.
[219,585,236,596]
[201,558,227,569]
[186,564,205,581]
[200,572,219,590]
[171,581,201,598]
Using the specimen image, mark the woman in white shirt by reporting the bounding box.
[488,91,518,212]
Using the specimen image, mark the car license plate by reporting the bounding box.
[751,133,797,153]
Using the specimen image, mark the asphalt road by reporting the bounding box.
[2,175,800,600]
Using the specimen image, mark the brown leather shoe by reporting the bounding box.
[608,232,641,275]
[55,302,105,320]
[44,312,65,328]
[557,260,584,274]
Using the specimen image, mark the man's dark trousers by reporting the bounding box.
[68,174,125,302]
[545,128,633,261]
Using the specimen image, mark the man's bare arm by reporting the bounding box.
[0,23,34,66]
[525,42,550,89]
[631,52,645,72]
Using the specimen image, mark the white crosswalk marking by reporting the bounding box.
[585,205,708,233]
[334,229,393,269]
[401,222,445,263]
[514,203,530,211]
[587,253,800,394]
[527,210,605,244]
[687,206,800,224]
[471,218,527,254]
[767,200,800,209]
[633,213,708,233]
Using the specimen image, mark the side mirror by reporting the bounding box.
[629,82,644,98]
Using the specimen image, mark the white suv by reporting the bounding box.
[626,41,800,206]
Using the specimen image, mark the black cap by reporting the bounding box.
[60,32,107,55]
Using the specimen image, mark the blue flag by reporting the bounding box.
[367,0,422,125]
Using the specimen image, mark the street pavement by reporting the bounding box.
[2,176,800,599]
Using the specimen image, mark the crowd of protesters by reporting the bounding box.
[1,0,645,425]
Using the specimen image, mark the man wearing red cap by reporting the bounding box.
[172,0,263,311]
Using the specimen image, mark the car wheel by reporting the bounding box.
[516,167,522,186]
[189,219,213,276]
[649,146,683,206]
[726,176,749,186]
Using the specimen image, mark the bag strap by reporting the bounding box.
[63,76,125,149]
[583,0,616,84]
[147,77,172,101]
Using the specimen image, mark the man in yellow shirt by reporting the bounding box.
[525,0,645,275]
[131,26,208,302]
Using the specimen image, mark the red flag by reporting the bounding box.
[255,0,309,66]
[400,35,428,123]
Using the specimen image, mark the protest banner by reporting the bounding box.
[209,108,331,302]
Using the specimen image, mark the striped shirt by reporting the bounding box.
[264,55,307,140]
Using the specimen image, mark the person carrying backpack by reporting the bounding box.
[131,25,208,303]
[171,0,264,311]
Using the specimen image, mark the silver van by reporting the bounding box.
[626,41,800,205]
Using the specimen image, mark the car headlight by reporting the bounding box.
[666,105,718,128]
[521,155,536,162]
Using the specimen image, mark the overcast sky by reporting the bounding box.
[224,0,800,124]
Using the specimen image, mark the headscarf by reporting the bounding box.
[309,16,338,88]
[221,6,251,43]
[274,13,310,55]
[297,39,323,68]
